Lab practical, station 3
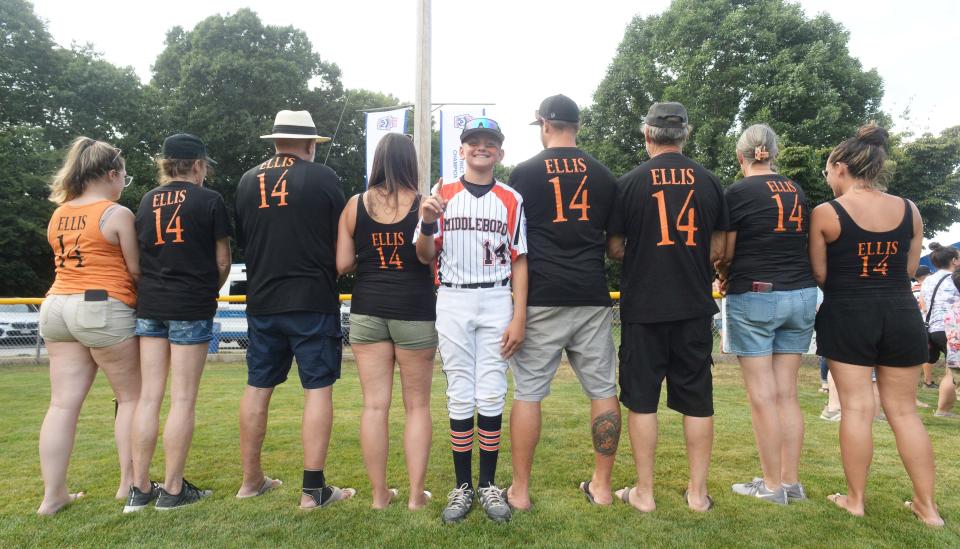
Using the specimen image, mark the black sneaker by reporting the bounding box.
[123,481,160,513]
[155,479,212,510]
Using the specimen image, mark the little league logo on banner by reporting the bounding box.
[365,107,410,184]
[440,106,492,182]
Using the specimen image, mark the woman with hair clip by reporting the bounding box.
[716,124,817,505]
[125,134,232,512]
[336,133,436,510]
[919,242,960,416]
[810,123,943,526]
[38,137,141,515]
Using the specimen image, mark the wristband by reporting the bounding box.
[420,221,438,236]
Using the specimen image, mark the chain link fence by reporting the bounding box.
[0,297,820,366]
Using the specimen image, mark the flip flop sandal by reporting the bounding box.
[502,485,530,511]
[237,476,282,499]
[300,485,357,510]
[618,486,632,505]
[905,501,946,527]
[579,481,597,505]
[683,489,714,512]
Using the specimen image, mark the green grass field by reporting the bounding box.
[1,356,958,548]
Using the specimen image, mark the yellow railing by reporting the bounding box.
[1,292,723,305]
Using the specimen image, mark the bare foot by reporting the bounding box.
[827,493,864,516]
[408,490,431,511]
[37,492,85,515]
[905,501,945,527]
[506,485,532,511]
[616,486,655,513]
[371,488,398,510]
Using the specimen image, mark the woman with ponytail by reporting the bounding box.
[717,124,817,505]
[38,137,142,514]
[810,124,943,526]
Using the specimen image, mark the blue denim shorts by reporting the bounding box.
[725,286,817,356]
[246,312,342,389]
[135,318,214,345]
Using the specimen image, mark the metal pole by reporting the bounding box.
[415,0,432,195]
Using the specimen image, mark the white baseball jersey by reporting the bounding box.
[415,178,528,286]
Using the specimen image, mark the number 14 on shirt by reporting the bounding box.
[548,175,590,223]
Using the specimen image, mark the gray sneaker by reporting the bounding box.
[782,482,807,501]
[155,479,212,510]
[123,481,160,513]
[731,478,787,505]
[820,407,841,421]
[477,484,511,523]
[442,484,474,524]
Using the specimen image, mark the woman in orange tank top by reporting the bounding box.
[37,137,142,515]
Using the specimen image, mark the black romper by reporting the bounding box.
[815,198,928,366]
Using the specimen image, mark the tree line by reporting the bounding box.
[1,0,957,296]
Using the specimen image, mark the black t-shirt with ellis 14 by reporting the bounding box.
[509,147,618,307]
[235,154,346,316]
[724,174,816,294]
[609,152,729,323]
[135,181,233,320]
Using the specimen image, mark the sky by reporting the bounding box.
[30,0,960,242]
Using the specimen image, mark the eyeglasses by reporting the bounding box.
[464,117,501,132]
[123,175,134,187]
[821,169,828,179]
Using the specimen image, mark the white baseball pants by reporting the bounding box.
[436,285,513,420]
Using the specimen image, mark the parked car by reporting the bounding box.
[0,304,41,346]
[216,264,352,348]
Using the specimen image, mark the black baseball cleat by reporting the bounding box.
[123,481,161,513]
[155,479,212,510]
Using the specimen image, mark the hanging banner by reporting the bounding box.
[439,105,491,182]
[366,107,410,183]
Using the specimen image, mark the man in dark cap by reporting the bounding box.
[607,102,728,513]
[505,94,621,509]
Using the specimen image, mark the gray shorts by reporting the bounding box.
[510,306,617,401]
[40,294,136,348]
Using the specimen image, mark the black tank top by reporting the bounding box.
[824,198,913,298]
[351,193,436,320]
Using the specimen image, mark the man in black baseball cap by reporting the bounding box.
[505,94,621,509]
[530,94,580,126]
[162,133,217,165]
[607,100,729,513]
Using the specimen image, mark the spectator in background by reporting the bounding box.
[939,271,960,413]
[919,243,960,415]
[810,123,941,526]
[607,102,727,513]
[335,134,436,510]
[126,134,231,512]
[913,265,935,388]
[716,124,816,505]
[37,137,141,514]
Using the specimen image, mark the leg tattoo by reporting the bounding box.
[591,410,621,456]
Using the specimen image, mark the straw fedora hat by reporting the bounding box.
[260,110,332,143]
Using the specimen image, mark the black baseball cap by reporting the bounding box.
[460,117,505,144]
[162,133,217,165]
[530,94,580,125]
[644,102,688,128]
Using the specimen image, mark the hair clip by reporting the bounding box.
[754,146,769,161]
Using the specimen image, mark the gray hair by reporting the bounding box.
[642,123,691,147]
[736,124,778,166]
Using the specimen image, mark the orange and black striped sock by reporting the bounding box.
[477,413,502,488]
[450,417,474,489]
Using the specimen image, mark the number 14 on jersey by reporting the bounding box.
[548,175,590,223]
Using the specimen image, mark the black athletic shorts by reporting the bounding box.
[816,295,927,367]
[927,331,947,364]
[618,316,714,417]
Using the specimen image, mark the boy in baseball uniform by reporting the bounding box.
[415,117,528,523]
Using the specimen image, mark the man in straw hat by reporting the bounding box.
[234,110,353,508]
